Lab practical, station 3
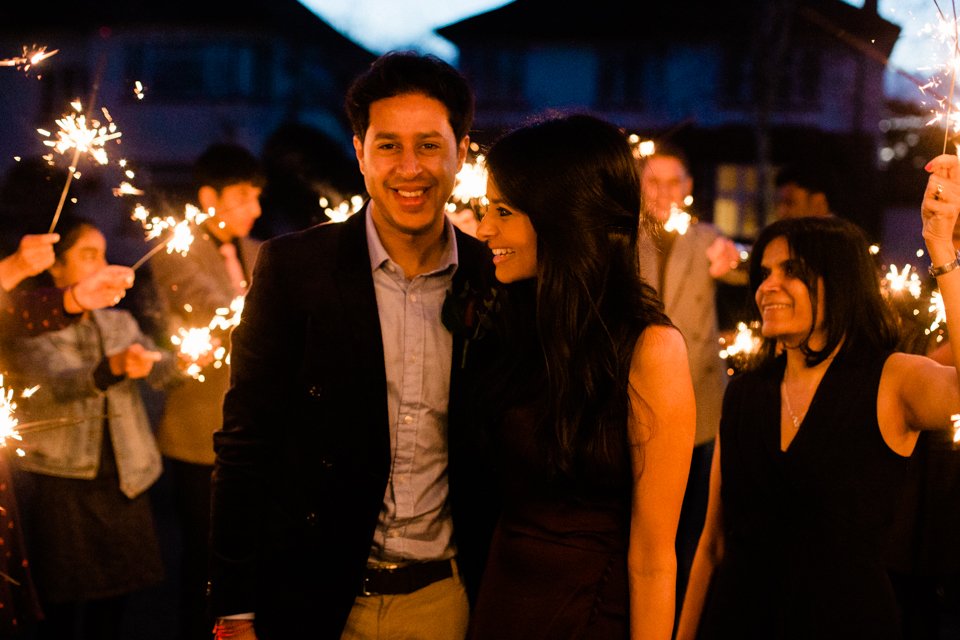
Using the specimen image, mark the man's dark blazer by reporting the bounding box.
[209,209,498,639]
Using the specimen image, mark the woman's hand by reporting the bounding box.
[922,154,960,263]
[0,233,59,291]
[67,265,135,313]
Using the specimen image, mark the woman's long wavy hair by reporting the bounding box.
[748,216,899,368]
[485,114,670,484]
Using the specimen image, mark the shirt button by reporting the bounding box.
[409,294,418,302]
[403,415,413,424]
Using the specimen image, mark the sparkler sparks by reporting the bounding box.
[0,45,59,74]
[918,1,960,150]
[40,99,123,233]
[321,195,365,223]
[882,263,924,300]
[719,321,762,375]
[664,203,693,235]
[39,102,122,166]
[171,296,245,381]
[130,204,214,270]
[0,376,32,456]
[451,153,488,205]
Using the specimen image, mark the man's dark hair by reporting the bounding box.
[641,140,691,173]
[193,143,266,192]
[775,164,837,205]
[344,51,475,142]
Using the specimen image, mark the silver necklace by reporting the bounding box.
[781,380,804,429]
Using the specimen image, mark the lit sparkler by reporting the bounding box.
[171,296,245,381]
[628,134,657,159]
[664,202,694,235]
[130,204,214,270]
[0,376,40,456]
[39,102,121,166]
[451,153,488,204]
[719,321,762,374]
[882,264,924,300]
[0,45,58,74]
[39,100,122,233]
[919,1,960,150]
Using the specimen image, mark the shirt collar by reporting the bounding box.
[364,205,459,277]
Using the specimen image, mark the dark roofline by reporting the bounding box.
[438,0,899,57]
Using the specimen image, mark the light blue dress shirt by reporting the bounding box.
[365,211,459,563]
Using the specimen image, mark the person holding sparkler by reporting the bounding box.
[676,159,960,639]
[149,142,265,640]
[636,142,745,619]
[0,230,136,635]
[7,217,179,640]
[465,114,695,640]
[209,52,496,640]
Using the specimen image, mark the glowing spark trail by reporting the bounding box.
[0,45,58,73]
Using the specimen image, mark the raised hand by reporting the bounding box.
[921,154,960,256]
[67,265,135,312]
[706,236,740,279]
[0,233,59,291]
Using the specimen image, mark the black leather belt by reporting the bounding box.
[360,559,454,596]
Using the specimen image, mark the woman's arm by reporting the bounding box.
[884,155,960,437]
[675,437,724,640]
[627,324,696,640]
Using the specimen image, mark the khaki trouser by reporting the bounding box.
[340,566,469,640]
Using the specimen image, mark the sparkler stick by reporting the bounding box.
[130,239,172,271]
[0,45,58,73]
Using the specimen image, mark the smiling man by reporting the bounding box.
[208,52,496,640]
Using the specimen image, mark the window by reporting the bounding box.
[597,49,645,109]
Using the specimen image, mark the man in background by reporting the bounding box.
[150,143,265,640]
[638,143,744,626]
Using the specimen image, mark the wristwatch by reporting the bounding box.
[929,249,960,278]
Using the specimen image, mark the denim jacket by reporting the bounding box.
[10,308,179,498]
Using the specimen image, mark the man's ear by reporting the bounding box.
[353,136,366,175]
[198,185,219,210]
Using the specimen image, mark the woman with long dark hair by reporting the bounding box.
[467,114,695,639]
[676,157,960,639]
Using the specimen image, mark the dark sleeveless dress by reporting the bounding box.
[468,403,632,640]
[698,348,910,640]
